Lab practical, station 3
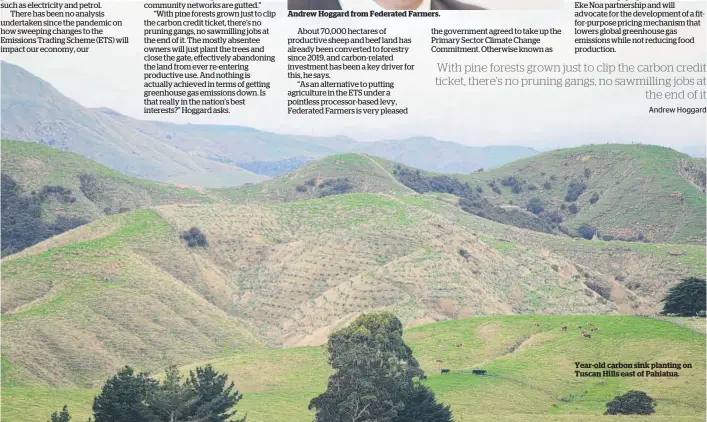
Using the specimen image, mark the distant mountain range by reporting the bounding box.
[1,61,539,185]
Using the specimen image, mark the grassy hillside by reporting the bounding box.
[214,153,412,203]
[1,140,215,256]
[1,210,263,388]
[4,193,702,389]
[4,315,704,422]
[452,144,706,244]
[1,140,212,218]
[1,147,705,422]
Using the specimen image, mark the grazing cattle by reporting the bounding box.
[581,330,588,336]
[441,369,451,375]
[561,325,567,331]
[456,343,463,347]
[535,322,541,327]
[583,333,591,338]
[472,370,487,375]
[591,327,598,331]
[435,359,444,363]
[587,323,593,326]
[577,326,583,329]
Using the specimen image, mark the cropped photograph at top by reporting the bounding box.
[287,0,561,11]
[288,0,485,10]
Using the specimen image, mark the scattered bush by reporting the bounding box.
[550,175,557,181]
[501,177,523,194]
[476,186,483,193]
[79,173,102,202]
[605,391,656,415]
[565,181,587,202]
[305,178,317,186]
[585,280,611,299]
[39,185,76,203]
[568,203,579,214]
[295,185,307,193]
[578,224,597,240]
[393,165,554,234]
[543,210,563,224]
[527,183,538,191]
[181,227,208,248]
[317,178,353,197]
[589,192,600,204]
[584,168,592,178]
[488,181,502,195]
[526,197,544,215]
[543,181,552,190]
[458,248,470,259]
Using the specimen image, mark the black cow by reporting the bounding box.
[419,375,427,380]
[441,369,450,375]
[472,370,487,375]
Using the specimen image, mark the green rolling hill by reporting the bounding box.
[451,144,706,244]
[1,144,704,422]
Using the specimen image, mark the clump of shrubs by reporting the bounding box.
[589,192,600,204]
[458,248,470,259]
[181,227,208,248]
[578,224,597,240]
[568,203,579,214]
[317,177,353,197]
[39,185,76,203]
[488,181,502,195]
[565,181,587,202]
[501,177,523,194]
[526,197,544,215]
[543,210,563,224]
[543,181,552,190]
[605,391,656,415]
[585,280,611,299]
[584,168,592,178]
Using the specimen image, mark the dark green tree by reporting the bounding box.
[526,197,544,215]
[394,383,453,422]
[150,365,199,422]
[605,390,656,415]
[309,312,452,422]
[48,404,71,422]
[92,366,159,422]
[183,364,245,422]
[660,277,706,317]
